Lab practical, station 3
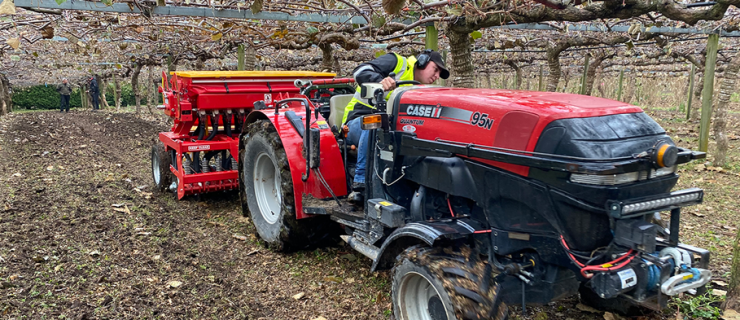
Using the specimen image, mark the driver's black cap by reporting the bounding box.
[428,51,450,80]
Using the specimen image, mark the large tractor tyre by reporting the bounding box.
[239,120,330,252]
[151,140,172,193]
[578,284,650,317]
[392,245,509,320]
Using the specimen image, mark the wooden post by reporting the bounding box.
[617,68,624,101]
[425,25,438,51]
[687,64,695,120]
[237,44,245,71]
[699,34,719,152]
[80,84,88,109]
[538,65,544,91]
[580,54,590,95]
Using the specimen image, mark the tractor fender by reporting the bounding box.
[239,107,348,219]
[371,219,487,271]
[404,157,479,201]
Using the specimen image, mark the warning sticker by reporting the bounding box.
[316,120,330,130]
[618,268,637,289]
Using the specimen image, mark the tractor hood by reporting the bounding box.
[392,87,668,155]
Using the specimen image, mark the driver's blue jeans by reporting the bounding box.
[346,117,369,184]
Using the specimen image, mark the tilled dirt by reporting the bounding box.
[0,110,728,319]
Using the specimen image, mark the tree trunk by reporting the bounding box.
[194,57,205,70]
[147,66,155,115]
[585,54,608,96]
[484,72,492,89]
[319,43,334,73]
[562,69,571,93]
[101,77,110,109]
[132,64,142,116]
[691,71,704,121]
[596,68,607,97]
[333,55,342,76]
[0,74,9,116]
[713,56,739,168]
[724,224,740,310]
[546,45,564,92]
[623,76,636,104]
[113,72,121,111]
[3,76,11,113]
[85,84,92,109]
[447,28,475,88]
[505,61,522,90]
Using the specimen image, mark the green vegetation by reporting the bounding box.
[12,83,160,110]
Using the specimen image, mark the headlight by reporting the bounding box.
[571,166,675,186]
[606,188,703,218]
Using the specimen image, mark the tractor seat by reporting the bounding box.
[328,94,354,129]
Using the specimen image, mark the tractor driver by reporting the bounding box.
[342,49,450,202]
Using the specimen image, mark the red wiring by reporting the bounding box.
[559,235,637,278]
[446,197,456,218]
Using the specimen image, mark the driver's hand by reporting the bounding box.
[380,77,397,91]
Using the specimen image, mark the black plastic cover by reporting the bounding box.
[535,112,672,158]
[614,219,657,252]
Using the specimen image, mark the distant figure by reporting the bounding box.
[88,75,100,110]
[58,78,72,113]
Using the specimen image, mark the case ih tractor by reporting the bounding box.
[153,70,711,319]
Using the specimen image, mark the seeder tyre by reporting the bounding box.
[151,140,172,193]
[240,120,328,252]
[392,245,509,320]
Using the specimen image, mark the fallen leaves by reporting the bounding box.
[232,234,247,241]
[292,292,305,300]
[167,280,182,288]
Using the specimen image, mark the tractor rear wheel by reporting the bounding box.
[151,140,172,193]
[240,120,325,252]
[392,245,509,320]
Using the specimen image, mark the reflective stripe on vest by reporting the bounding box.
[342,54,417,124]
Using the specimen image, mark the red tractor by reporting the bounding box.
[154,71,712,319]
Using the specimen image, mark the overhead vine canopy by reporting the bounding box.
[0,0,739,86]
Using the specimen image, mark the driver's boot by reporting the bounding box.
[348,182,365,204]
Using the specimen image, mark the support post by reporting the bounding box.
[538,65,544,91]
[580,54,590,95]
[687,64,695,120]
[425,25,438,51]
[617,68,624,101]
[699,34,719,152]
[237,44,245,71]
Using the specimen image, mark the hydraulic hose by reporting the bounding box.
[224,113,232,137]
[206,114,218,141]
[197,114,206,140]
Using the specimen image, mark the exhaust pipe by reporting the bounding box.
[340,235,379,261]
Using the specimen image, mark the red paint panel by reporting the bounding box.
[396,88,643,177]
[489,111,540,176]
[257,104,348,220]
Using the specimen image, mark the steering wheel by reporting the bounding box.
[395,80,421,86]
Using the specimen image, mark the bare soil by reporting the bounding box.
[0,108,736,320]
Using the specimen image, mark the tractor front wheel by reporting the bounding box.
[392,245,509,320]
[151,140,172,193]
[240,120,323,252]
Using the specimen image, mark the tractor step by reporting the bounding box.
[302,195,363,219]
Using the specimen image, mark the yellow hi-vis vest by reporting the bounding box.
[342,54,417,125]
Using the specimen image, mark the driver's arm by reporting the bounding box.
[352,53,399,86]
